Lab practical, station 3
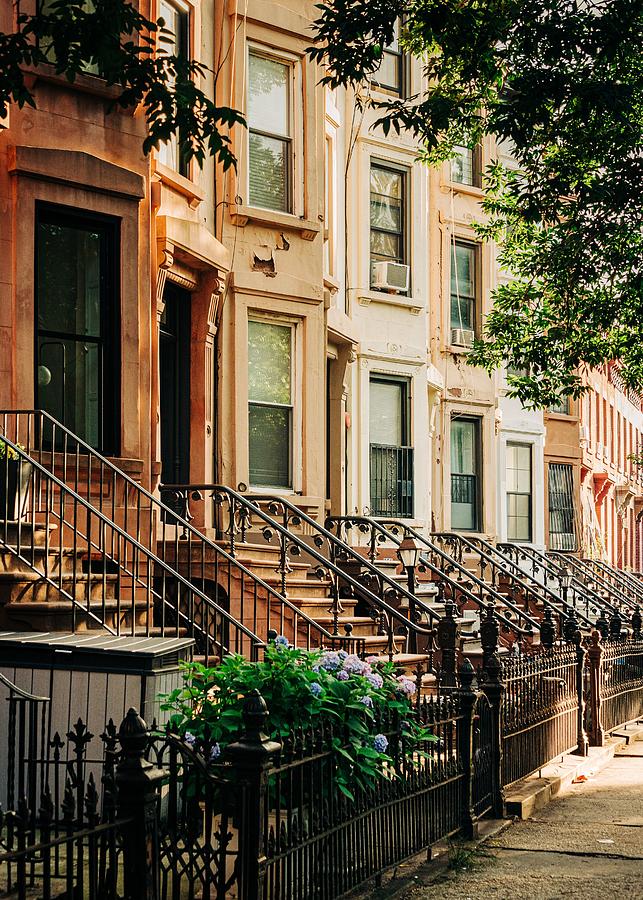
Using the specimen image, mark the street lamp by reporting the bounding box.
[398,536,421,652]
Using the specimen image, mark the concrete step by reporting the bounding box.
[0,571,118,604]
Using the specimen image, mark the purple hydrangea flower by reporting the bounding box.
[336,670,349,681]
[310,681,323,697]
[366,672,384,690]
[209,743,221,762]
[183,731,196,747]
[338,650,349,660]
[359,696,374,708]
[343,654,369,675]
[395,676,417,696]
[373,734,388,753]
[274,634,290,650]
[320,652,341,671]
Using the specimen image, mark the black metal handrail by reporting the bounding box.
[431,532,594,629]
[160,484,438,660]
[0,411,360,660]
[582,558,643,606]
[0,433,265,661]
[326,516,535,637]
[547,551,637,616]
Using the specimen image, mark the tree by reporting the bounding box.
[310,0,643,407]
[0,0,243,169]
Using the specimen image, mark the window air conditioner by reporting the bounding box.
[372,261,410,293]
[450,327,475,348]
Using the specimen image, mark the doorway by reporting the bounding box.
[159,284,191,485]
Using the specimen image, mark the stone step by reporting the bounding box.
[0,546,93,576]
[0,597,147,633]
[0,571,118,604]
[312,615,381,637]
[271,577,331,598]
[0,522,57,547]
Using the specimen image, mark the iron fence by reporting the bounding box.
[500,644,581,786]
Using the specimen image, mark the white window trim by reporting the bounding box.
[506,441,533,542]
[247,313,302,493]
[246,43,304,218]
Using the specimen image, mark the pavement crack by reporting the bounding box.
[487,844,643,862]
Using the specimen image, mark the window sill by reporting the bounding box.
[22,63,123,102]
[229,204,320,241]
[357,289,423,315]
[154,161,204,209]
[445,343,476,355]
[440,180,484,199]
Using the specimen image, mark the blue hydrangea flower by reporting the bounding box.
[209,743,221,762]
[366,672,384,690]
[373,734,388,753]
[338,650,349,660]
[359,696,374,708]
[343,654,368,675]
[183,731,196,747]
[320,651,341,671]
[274,634,290,649]
[310,681,323,697]
[336,670,349,681]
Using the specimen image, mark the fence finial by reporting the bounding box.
[118,708,149,766]
[540,606,556,650]
[458,657,475,691]
[609,610,623,641]
[633,606,642,640]
[480,602,499,668]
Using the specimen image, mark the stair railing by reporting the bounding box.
[498,543,628,621]
[548,551,637,616]
[326,516,536,640]
[0,411,359,659]
[431,532,594,629]
[160,484,438,661]
[582,558,643,606]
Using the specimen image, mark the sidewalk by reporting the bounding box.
[383,740,643,900]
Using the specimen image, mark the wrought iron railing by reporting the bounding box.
[326,516,537,640]
[547,550,638,618]
[0,672,50,821]
[160,484,439,661]
[593,636,643,736]
[431,532,594,630]
[581,557,643,608]
[369,444,414,518]
[0,410,358,661]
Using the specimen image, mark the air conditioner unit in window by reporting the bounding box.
[450,327,475,348]
[372,261,410,293]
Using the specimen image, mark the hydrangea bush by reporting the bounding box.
[161,637,434,799]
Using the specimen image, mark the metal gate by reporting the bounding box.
[472,691,495,818]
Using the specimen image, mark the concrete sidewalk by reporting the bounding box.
[382,740,643,900]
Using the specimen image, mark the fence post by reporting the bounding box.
[437,599,459,692]
[481,651,505,818]
[116,708,165,900]
[454,659,477,839]
[572,628,589,757]
[226,689,281,900]
[480,602,500,671]
[585,630,604,747]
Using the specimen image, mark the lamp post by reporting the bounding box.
[398,536,421,653]
[559,564,573,640]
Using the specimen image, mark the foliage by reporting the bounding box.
[0,439,24,462]
[0,0,244,168]
[161,637,435,799]
[310,0,643,407]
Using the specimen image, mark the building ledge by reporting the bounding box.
[154,162,205,209]
[229,204,320,241]
[22,64,124,103]
[357,289,423,315]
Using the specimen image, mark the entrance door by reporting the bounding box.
[159,284,191,485]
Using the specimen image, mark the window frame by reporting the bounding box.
[246,44,301,216]
[449,239,480,337]
[368,374,411,449]
[156,0,191,179]
[548,462,577,551]
[450,415,482,532]
[369,160,408,290]
[506,442,533,543]
[247,314,301,491]
[449,144,483,189]
[371,21,405,97]
[34,202,120,455]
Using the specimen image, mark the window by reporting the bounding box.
[35,205,119,453]
[157,0,190,177]
[506,443,532,541]
[369,376,413,517]
[372,20,403,96]
[548,463,576,551]
[450,145,481,188]
[451,417,480,531]
[548,397,571,415]
[450,241,478,335]
[38,0,100,74]
[248,320,294,487]
[248,51,293,212]
[370,163,406,286]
